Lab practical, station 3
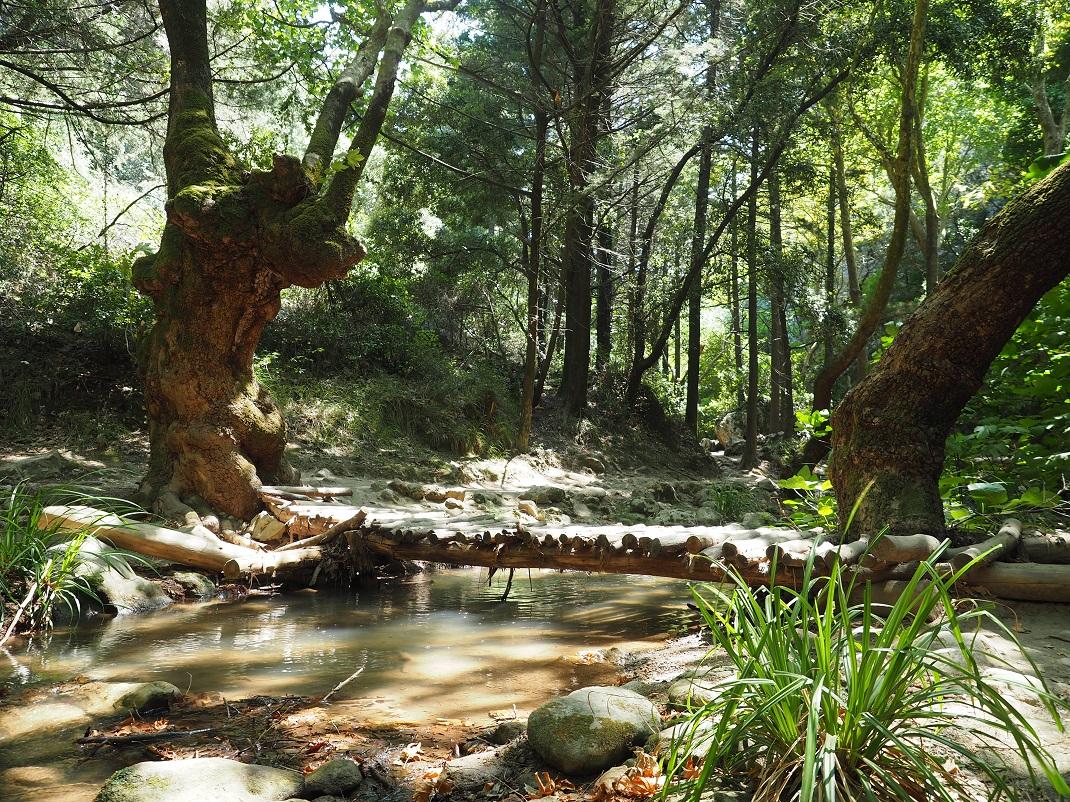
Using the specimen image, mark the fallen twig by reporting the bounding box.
[322,665,365,703]
[0,581,38,647]
[77,727,213,746]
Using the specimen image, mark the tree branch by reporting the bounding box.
[302,10,393,183]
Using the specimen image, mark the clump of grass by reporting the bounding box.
[0,484,143,642]
[662,545,1070,801]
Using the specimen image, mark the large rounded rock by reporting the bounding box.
[668,672,726,708]
[94,758,303,802]
[75,536,171,614]
[303,757,363,797]
[527,686,660,776]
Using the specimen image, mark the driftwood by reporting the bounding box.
[77,728,213,746]
[827,538,869,567]
[962,562,1070,602]
[768,533,836,568]
[261,500,369,537]
[40,506,322,579]
[947,519,1021,571]
[721,532,796,564]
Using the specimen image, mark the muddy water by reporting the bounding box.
[0,568,695,801]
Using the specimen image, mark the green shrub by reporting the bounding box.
[663,547,1069,801]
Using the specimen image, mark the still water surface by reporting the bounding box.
[0,569,695,800]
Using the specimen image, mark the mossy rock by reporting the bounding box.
[527,686,660,776]
[303,757,363,797]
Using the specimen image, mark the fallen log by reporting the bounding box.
[869,533,945,563]
[946,519,1021,571]
[721,531,796,562]
[264,502,369,537]
[361,528,795,585]
[827,538,869,568]
[768,533,836,567]
[361,526,1070,603]
[1019,529,1070,565]
[960,562,1070,603]
[41,505,322,579]
[261,485,354,499]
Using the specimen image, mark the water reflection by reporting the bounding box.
[2,568,694,720]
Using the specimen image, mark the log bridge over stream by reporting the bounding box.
[41,487,1070,604]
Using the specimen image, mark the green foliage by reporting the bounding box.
[795,408,831,440]
[263,270,442,376]
[778,467,838,529]
[1025,151,1070,183]
[0,485,144,636]
[663,549,1069,801]
[945,279,1070,528]
[258,360,518,457]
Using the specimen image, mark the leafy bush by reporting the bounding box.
[938,280,1070,533]
[263,270,444,377]
[777,467,838,529]
[663,548,1069,801]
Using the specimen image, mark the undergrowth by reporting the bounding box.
[256,360,518,456]
[662,543,1070,801]
[0,484,144,642]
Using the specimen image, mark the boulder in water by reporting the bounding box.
[75,536,171,614]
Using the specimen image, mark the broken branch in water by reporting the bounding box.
[322,665,365,703]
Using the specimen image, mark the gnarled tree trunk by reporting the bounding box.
[831,160,1070,536]
[136,0,426,519]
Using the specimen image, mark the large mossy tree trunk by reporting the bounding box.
[831,160,1070,536]
[136,0,423,519]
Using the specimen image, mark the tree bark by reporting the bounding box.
[741,129,760,469]
[831,159,1070,536]
[517,0,548,452]
[729,165,744,411]
[823,163,837,370]
[559,0,615,417]
[685,141,711,433]
[830,102,861,306]
[684,0,719,434]
[595,219,614,370]
[911,72,940,292]
[768,168,792,434]
[135,0,419,519]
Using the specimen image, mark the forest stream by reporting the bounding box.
[0,568,696,802]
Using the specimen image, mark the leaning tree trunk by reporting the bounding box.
[831,159,1070,536]
[136,0,420,519]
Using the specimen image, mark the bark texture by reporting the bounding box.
[136,0,417,519]
[831,160,1070,536]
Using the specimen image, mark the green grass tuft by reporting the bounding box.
[662,543,1070,802]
